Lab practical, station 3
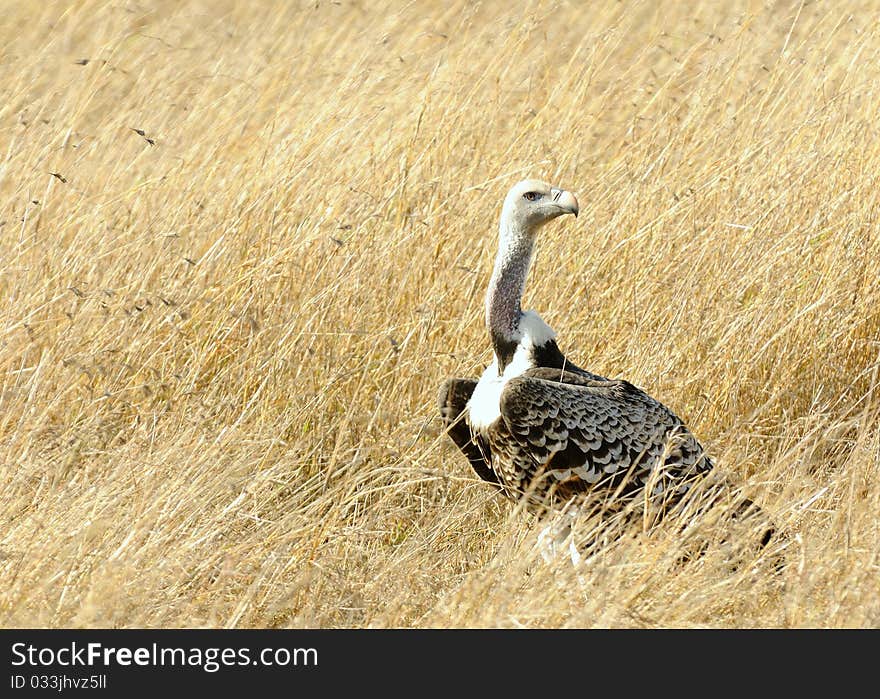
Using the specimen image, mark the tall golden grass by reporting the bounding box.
[1,0,879,628]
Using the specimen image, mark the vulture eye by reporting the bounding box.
[523,191,541,201]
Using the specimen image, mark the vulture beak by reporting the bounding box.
[550,188,579,217]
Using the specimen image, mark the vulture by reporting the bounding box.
[439,179,769,557]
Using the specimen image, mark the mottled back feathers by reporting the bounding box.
[489,367,712,507]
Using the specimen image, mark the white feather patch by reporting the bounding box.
[466,311,556,432]
[519,310,556,346]
[466,344,532,432]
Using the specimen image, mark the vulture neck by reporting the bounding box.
[486,221,535,371]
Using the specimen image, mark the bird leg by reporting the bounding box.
[536,502,584,566]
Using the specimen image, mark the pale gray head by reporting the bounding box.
[500,178,579,235]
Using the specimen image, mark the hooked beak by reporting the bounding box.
[550,187,579,217]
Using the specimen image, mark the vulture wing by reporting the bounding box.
[493,367,713,503]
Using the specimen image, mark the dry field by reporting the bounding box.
[1,0,879,628]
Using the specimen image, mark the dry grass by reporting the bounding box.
[1,0,879,628]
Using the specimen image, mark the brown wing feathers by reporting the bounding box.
[495,369,713,503]
[437,378,500,487]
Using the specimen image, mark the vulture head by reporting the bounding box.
[500,178,579,234]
